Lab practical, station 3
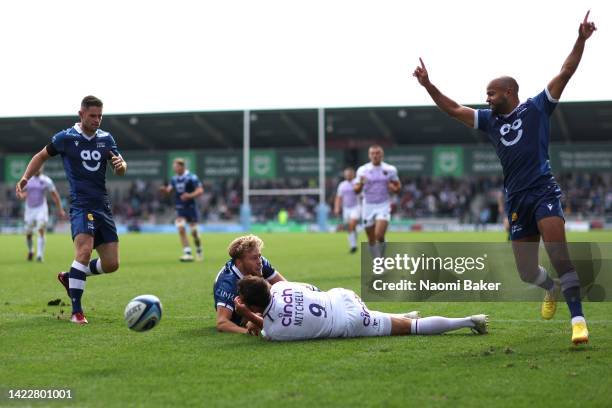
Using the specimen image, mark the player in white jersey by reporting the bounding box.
[16,167,65,262]
[334,167,361,254]
[354,145,401,258]
[235,276,488,341]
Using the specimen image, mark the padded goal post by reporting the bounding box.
[240,109,329,231]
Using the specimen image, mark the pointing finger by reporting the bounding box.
[419,57,426,70]
[584,10,590,24]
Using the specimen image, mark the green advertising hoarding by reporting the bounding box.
[278,149,343,176]
[464,147,502,175]
[108,151,166,180]
[358,147,432,176]
[250,150,277,179]
[433,146,464,177]
[4,154,30,184]
[200,151,242,179]
[550,144,612,172]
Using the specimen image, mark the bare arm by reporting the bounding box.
[16,148,51,195]
[268,271,286,285]
[388,179,401,194]
[353,177,365,194]
[215,307,248,334]
[333,195,342,216]
[413,58,475,128]
[50,190,66,218]
[548,11,597,100]
[181,185,204,200]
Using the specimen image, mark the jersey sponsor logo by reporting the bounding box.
[87,213,94,221]
[278,287,304,327]
[97,142,105,148]
[80,150,102,171]
[511,212,518,222]
[500,118,523,147]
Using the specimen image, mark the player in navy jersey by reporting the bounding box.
[213,235,287,334]
[413,11,596,345]
[160,158,204,262]
[16,96,128,325]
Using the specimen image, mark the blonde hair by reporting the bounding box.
[173,158,186,166]
[228,235,264,259]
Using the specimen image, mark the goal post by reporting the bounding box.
[240,108,329,231]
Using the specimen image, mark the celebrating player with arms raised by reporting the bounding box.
[16,95,127,325]
[413,12,597,344]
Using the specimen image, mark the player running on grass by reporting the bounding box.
[354,145,401,258]
[16,95,127,325]
[17,165,66,262]
[413,11,596,344]
[159,158,204,262]
[334,167,361,254]
[234,276,487,341]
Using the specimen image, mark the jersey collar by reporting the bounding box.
[230,263,244,279]
[73,123,98,141]
[263,297,275,321]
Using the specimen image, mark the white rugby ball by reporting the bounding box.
[124,295,163,332]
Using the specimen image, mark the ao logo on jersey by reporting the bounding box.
[80,150,102,171]
[500,119,523,147]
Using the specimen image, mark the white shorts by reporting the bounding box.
[342,205,360,223]
[329,288,391,338]
[24,205,49,233]
[362,201,391,228]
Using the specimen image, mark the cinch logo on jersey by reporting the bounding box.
[80,150,102,171]
[500,119,523,146]
[354,296,371,326]
[279,288,305,327]
[372,253,487,275]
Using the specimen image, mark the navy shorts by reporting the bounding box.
[506,183,564,241]
[176,206,199,223]
[70,206,119,248]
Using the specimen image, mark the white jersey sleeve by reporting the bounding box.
[41,175,56,192]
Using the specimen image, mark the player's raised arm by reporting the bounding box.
[547,11,597,100]
[413,58,475,128]
[15,147,51,196]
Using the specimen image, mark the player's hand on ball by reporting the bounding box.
[413,58,430,86]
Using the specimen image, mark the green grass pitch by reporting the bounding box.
[1,231,611,407]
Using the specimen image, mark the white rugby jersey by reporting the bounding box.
[355,162,399,204]
[336,180,359,208]
[261,282,345,341]
[25,175,55,209]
